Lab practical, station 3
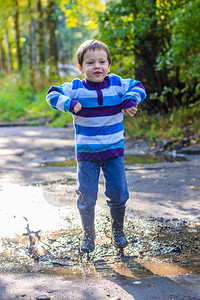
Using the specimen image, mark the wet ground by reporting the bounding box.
[0,217,199,275]
[0,126,200,299]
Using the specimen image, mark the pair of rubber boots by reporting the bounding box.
[80,207,128,253]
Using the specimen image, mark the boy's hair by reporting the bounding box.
[76,40,112,67]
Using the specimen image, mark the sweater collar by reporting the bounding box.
[82,76,110,90]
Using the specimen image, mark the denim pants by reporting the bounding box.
[77,156,129,213]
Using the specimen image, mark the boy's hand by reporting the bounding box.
[74,102,82,113]
[122,106,137,117]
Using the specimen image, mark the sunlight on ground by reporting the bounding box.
[0,184,69,237]
[140,259,191,276]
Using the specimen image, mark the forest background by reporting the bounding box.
[0,0,199,144]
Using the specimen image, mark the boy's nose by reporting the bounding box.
[94,62,100,68]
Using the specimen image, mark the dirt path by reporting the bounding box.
[0,126,199,299]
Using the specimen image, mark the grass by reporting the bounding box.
[0,72,199,144]
[124,103,200,143]
[0,72,73,126]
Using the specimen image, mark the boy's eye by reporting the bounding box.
[87,61,93,65]
[100,61,105,64]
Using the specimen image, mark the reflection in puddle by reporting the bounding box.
[124,152,188,164]
[39,152,188,168]
[40,160,77,167]
[0,217,199,280]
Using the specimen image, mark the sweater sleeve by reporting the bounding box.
[46,82,76,113]
[121,78,147,106]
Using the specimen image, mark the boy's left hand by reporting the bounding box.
[122,106,137,117]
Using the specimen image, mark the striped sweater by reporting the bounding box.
[46,74,146,161]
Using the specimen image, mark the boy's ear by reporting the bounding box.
[77,64,84,74]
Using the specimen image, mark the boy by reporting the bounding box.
[46,40,146,254]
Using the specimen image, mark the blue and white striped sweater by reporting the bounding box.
[46,74,146,161]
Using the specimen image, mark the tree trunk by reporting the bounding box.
[46,0,58,67]
[4,31,13,72]
[28,0,34,71]
[36,0,45,73]
[14,0,22,71]
[28,0,35,86]
[0,39,6,72]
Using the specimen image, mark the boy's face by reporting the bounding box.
[78,49,110,82]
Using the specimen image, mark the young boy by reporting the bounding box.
[46,40,146,254]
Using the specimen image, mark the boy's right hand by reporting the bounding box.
[74,102,82,113]
[122,105,137,117]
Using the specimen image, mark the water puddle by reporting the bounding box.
[124,152,188,164]
[40,160,77,167]
[0,216,199,280]
[39,152,188,168]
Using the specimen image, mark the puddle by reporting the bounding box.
[39,152,188,168]
[40,160,77,167]
[124,152,188,164]
[0,216,199,280]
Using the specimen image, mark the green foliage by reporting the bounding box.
[124,102,200,142]
[60,0,104,29]
[48,111,72,127]
[0,0,98,74]
[99,0,199,111]
[0,71,73,126]
[98,0,135,77]
[0,0,199,141]
[157,0,200,82]
[55,7,92,65]
[0,70,199,143]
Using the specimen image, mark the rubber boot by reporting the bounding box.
[110,207,128,249]
[80,209,95,253]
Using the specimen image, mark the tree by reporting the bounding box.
[36,0,45,72]
[0,39,6,72]
[4,30,13,72]
[14,0,22,70]
[28,0,34,71]
[98,0,196,113]
[0,0,14,72]
[159,0,200,103]
[46,0,58,77]
[59,0,104,30]
[0,0,104,78]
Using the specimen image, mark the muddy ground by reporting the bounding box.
[0,125,199,300]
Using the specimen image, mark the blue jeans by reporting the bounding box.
[77,156,129,213]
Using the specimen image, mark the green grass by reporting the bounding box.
[124,102,200,142]
[0,72,73,126]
